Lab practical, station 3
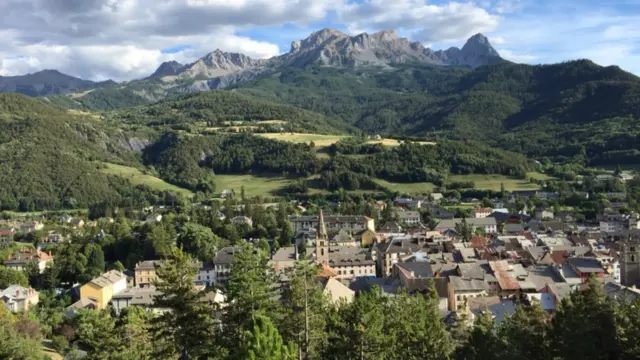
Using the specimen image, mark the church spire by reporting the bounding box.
[318,210,328,239]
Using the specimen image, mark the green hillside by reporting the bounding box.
[0,93,175,211]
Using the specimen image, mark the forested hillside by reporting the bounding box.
[0,94,175,211]
[107,91,353,133]
[235,60,640,165]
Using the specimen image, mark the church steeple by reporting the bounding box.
[315,210,329,264]
[318,210,328,240]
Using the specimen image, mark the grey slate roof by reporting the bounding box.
[214,246,242,265]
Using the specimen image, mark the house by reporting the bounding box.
[0,285,39,312]
[567,257,605,283]
[58,215,73,224]
[430,193,444,203]
[434,218,498,234]
[449,276,488,310]
[271,247,304,272]
[393,198,422,209]
[321,277,355,304]
[221,189,234,198]
[290,215,375,233]
[430,206,454,220]
[231,216,253,227]
[134,260,162,288]
[197,262,216,287]
[213,246,242,284]
[535,208,555,220]
[20,221,44,233]
[489,260,537,296]
[538,192,560,200]
[0,228,16,243]
[330,229,357,247]
[145,214,162,223]
[372,236,432,276]
[356,229,379,247]
[79,270,127,310]
[5,249,53,274]
[397,210,421,226]
[468,297,516,324]
[70,218,85,229]
[376,221,405,239]
[603,282,640,302]
[44,233,65,244]
[111,286,162,315]
[472,208,492,219]
[65,297,100,318]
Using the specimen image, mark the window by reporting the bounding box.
[321,249,325,256]
[631,247,637,253]
[350,270,355,275]
[632,255,636,262]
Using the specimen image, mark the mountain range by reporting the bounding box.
[0,29,503,99]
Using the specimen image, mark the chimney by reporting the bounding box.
[16,290,19,297]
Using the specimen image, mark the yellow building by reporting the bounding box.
[357,229,379,247]
[79,270,127,310]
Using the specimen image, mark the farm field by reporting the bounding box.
[100,163,194,197]
[257,133,435,147]
[373,179,436,194]
[449,174,543,191]
[213,174,294,197]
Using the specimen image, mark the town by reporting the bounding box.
[2,176,640,359]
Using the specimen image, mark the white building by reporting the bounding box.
[0,285,39,312]
[435,218,498,234]
[397,210,421,226]
[472,208,492,219]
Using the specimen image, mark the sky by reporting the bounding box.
[1,0,640,81]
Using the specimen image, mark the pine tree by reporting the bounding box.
[85,244,106,278]
[151,246,223,360]
[73,309,121,360]
[550,276,620,360]
[280,261,328,360]
[239,312,297,360]
[116,307,153,360]
[223,242,282,357]
[499,302,549,360]
[456,310,500,360]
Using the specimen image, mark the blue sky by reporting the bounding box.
[2,0,640,81]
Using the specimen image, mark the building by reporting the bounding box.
[290,215,375,233]
[5,249,53,274]
[0,285,39,312]
[434,218,498,234]
[231,216,253,227]
[393,198,423,209]
[213,246,241,284]
[397,210,421,226]
[145,215,162,223]
[271,247,303,272]
[221,189,234,198]
[20,221,44,233]
[79,270,127,310]
[0,228,16,243]
[314,211,375,281]
[472,208,492,219]
[111,286,162,315]
[70,218,85,229]
[134,260,162,288]
[321,277,355,304]
[197,262,216,287]
[372,236,432,277]
[535,208,555,220]
[44,233,65,243]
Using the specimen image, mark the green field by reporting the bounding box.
[100,163,194,196]
[373,179,436,194]
[257,133,435,147]
[213,174,295,197]
[449,174,543,191]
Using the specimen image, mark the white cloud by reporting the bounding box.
[337,1,499,43]
[494,0,523,14]
[497,49,537,63]
[0,0,338,80]
[490,36,506,45]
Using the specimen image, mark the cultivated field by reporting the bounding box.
[213,174,294,197]
[448,174,543,191]
[373,179,436,194]
[100,163,194,196]
[257,133,435,148]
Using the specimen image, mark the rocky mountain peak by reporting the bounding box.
[150,61,184,78]
[461,33,499,57]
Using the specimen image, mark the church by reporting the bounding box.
[314,211,376,282]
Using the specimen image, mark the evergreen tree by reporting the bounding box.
[84,244,106,278]
[151,246,223,360]
[499,302,549,360]
[116,307,153,360]
[455,218,473,243]
[73,309,121,360]
[0,265,29,288]
[239,312,297,360]
[223,242,282,357]
[550,276,620,360]
[456,311,500,360]
[280,261,328,360]
[325,288,388,360]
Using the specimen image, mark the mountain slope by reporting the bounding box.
[0,70,115,97]
[0,93,173,211]
[107,91,355,133]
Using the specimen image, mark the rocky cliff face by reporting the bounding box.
[276,29,503,69]
[150,61,184,78]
